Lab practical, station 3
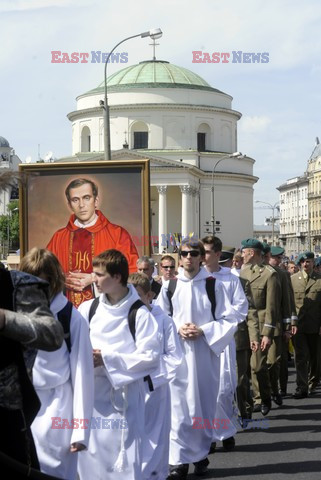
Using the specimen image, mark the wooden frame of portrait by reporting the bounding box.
[19,159,150,257]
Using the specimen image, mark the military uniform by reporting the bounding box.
[267,264,295,400]
[235,276,259,420]
[240,263,278,409]
[279,268,298,395]
[291,268,321,395]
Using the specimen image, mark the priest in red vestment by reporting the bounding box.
[46,178,138,307]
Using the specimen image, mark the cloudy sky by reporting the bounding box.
[1,0,321,223]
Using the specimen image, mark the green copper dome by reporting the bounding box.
[85,60,224,95]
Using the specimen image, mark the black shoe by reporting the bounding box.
[194,458,209,476]
[272,393,283,406]
[208,442,216,454]
[293,389,308,399]
[167,464,189,479]
[222,436,235,451]
[261,403,271,416]
[253,403,261,412]
[280,390,287,397]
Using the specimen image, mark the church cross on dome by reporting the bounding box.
[149,37,160,61]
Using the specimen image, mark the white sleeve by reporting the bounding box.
[102,308,161,389]
[201,280,238,356]
[69,309,94,447]
[150,311,183,389]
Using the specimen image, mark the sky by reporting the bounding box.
[1,0,321,224]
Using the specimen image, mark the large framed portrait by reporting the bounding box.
[19,160,150,307]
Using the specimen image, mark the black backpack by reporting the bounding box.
[57,301,73,353]
[88,297,154,391]
[167,276,217,320]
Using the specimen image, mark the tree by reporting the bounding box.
[0,200,19,253]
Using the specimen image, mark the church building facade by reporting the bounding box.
[61,59,257,252]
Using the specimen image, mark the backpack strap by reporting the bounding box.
[57,300,73,353]
[205,276,216,321]
[167,278,178,317]
[88,296,154,391]
[128,299,154,392]
[127,299,144,341]
[88,297,100,323]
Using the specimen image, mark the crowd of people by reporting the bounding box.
[1,206,321,479]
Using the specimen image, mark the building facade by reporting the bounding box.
[277,175,309,258]
[0,136,20,215]
[60,59,258,252]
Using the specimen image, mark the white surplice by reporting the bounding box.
[142,304,182,480]
[31,292,94,480]
[207,266,248,441]
[156,266,238,465]
[78,284,160,480]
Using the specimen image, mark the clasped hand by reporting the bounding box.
[179,323,203,340]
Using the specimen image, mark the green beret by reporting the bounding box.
[241,238,264,251]
[262,242,271,254]
[297,251,314,264]
[270,246,284,256]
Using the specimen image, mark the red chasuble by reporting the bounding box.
[47,210,139,307]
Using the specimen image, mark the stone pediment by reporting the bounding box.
[110,149,186,168]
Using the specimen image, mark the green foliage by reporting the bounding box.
[0,200,19,249]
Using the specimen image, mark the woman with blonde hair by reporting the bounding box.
[20,248,94,480]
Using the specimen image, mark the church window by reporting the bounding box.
[133,132,148,149]
[81,126,91,152]
[197,133,206,151]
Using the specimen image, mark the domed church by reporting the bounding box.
[63,58,258,252]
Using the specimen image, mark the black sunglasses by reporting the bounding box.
[180,250,200,258]
[161,265,175,269]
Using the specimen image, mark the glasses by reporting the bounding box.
[161,265,175,269]
[180,250,200,258]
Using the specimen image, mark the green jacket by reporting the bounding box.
[291,270,321,334]
[240,264,278,339]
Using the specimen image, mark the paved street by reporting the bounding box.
[187,365,321,480]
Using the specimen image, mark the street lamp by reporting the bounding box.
[211,152,244,235]
[255,200,279,245]
[102,28,163,161]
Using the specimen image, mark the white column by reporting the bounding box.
[180,185,195,238]
[157,185,168,253]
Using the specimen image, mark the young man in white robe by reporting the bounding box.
[202,236,248,452]
[128,272,182,480]
[78,249,160,480]
[156,239,239,479]
[19,248,94,480]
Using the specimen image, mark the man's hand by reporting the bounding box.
[70,442,86,453]
[65,271,94,292]
[178,323,203,340]
[93,349,104,368]
[292,326,298,336]
[251,341,259,352]
[260,336,271,351]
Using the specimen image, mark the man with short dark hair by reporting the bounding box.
[78,249,160,479]
[47,177,138,307]
[202,235,248,450]
[159,255,176,282]
[157,239,238,479]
